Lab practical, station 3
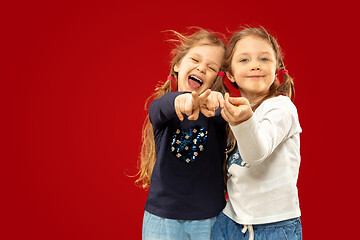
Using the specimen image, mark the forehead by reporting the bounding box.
[187,44,224,61]
[234,35,275,56]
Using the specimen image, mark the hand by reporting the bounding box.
[221,93,253,126]
[174,92,200,121]
[198,89,225,117]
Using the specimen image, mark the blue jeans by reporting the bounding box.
[142,211,217,240]
[211,212,302,240]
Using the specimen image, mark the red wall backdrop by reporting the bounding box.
[2,0,359,239]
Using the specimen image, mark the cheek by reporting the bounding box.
[270,71,276,81]
[204,75,216,87]
[231,67,242,80]
[268,74,276,85]
[267,66,276,79]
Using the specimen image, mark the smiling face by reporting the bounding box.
[228,35,277,102]
[174,44,224,94]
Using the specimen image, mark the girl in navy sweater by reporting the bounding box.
[137,28,230,240]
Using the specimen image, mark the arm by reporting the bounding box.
[149,91,200,128]
[148,92,184,129]
[213,107,227,125]
[222,95,300,165]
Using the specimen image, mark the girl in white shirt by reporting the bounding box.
[211,27,302,240]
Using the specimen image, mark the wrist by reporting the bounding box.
[230,111,253,126]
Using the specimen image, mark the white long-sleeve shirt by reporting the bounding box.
[223,95,302,224]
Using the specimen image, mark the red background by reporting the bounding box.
[2,0,359,239]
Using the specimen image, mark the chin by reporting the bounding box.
[196,87,207,94]
[186,86,204,93]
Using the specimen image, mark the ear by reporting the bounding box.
[226,72,235,83]
[174,62,180,73]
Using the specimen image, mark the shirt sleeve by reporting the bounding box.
[230,97,301,165]
[213,107,226,125]
[149,92,185,129]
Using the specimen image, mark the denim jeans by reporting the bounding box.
[211,212,302,240]
[142,211,217,240]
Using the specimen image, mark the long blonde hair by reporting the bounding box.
[224,27,295,110]
[136,28,227,189]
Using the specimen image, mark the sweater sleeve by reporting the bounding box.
[149,92,185,129]
[230,97,301,165]
[213,107,226,125]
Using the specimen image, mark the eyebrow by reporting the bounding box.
[236,51,272,56]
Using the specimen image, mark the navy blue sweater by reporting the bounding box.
[144,92,226,220]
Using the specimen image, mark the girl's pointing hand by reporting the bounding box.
[221,93,253,126]
[175,92,200,121]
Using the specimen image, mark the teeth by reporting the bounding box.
[190,75,202,83]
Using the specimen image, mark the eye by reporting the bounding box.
[191,58,199,63]
[239,58,249,63]
[208,66,217,72]
[260,57,269,62]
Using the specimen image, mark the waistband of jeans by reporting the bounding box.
[252,217,300,229]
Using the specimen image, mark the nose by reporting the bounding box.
[250,64,261,71]
[197,63,206,73]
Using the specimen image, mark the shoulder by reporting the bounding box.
[150,92,184,104]
[257,95,298,115]
[149,92,187,127]
[256,96,301,130]
[149,92,186,110]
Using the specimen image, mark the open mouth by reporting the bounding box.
[188,75,203,89]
